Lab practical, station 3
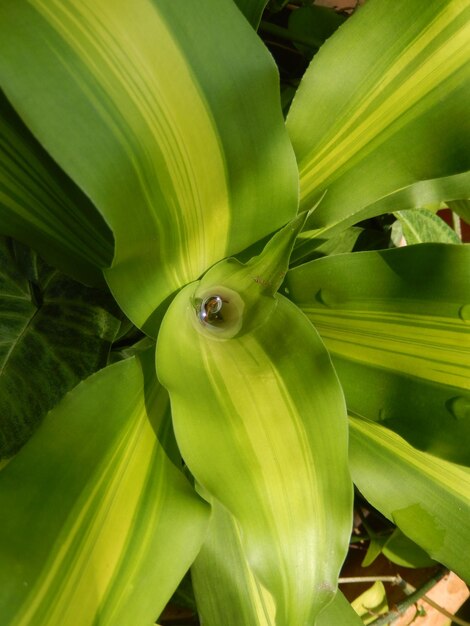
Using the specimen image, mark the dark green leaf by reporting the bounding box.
[0,238,120,459]
[0,90,112,285]
[288,6,346,58]
[233,0,268,28]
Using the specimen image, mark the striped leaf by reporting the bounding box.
[192,492,363,626]
[287,0,470,235]
[157,220,353,626]
[285,244,470,465]
[349,416,470,582]
[0,237,120,460]
[0,353,210,626]
[0,90,112,286]
[192,492,276,626]
[0,0,298,335]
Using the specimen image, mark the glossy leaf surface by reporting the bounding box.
[0,90,112,285]
[158,222,353,626]
[349,416,470,582]
[0,238,120,459]
[287,0,470,235]
[0,0,298,334]
[0,354,210,626]
[285,244,470,465]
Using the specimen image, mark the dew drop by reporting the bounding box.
[377,408,389,422]
[316,288,341,308]
[446,396,470,421]
[198,295,223,325]
[458,304,470,322]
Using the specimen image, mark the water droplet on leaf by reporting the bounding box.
[446,396,470,420]
[458,304,470,322]
[316,288,342,308]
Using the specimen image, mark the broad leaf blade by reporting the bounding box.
[349,416,470,582]
[192,493,276,626]
[0,355,210,626]
[0,237,120,459]
[157,227,353,625]
[287,0,470,234]
[285,244,470,465]
[0,0,298,334]
[0,90,113,286]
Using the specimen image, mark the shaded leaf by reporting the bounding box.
[157,221,353,625]
[447,198,470,225]
[233,0,268,28]
[288,5,346,58]
[383,528,436,569]
[0,0,298,335]
[285,244,470,465]
[287,0,470,235]
[0,89,112,285]
[0,355,210,626]
[316,591,364,626]
[0,237,120,459]
[349,416,470,582]
[192,492,276,626]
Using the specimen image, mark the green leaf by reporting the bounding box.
[350,581,388,626]
[447,198,470,225]
[394,208,461,244]
[0,237,120,460]
[287,0,470,234]
[233,0,268,28]
[0,0,298,335]
[0,90,113,286]
[288,6,346,58]
[0,354,210,626]
[192,492,276,626]
[157,222,353,626]
[382,528,436,569]
[349,416,470,582]
[316,591,364,626]
[285,244,470,465]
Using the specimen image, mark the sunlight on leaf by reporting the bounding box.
[0,354,209,626]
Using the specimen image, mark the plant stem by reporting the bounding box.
[368,567,448,626]
[339,576,400,584]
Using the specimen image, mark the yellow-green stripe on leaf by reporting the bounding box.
[349,416,470,581]
[0,0,298,334]
[287,0,470,236]
[0,355,209,626]
[285,244,470,466]
[157,221,353,625]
